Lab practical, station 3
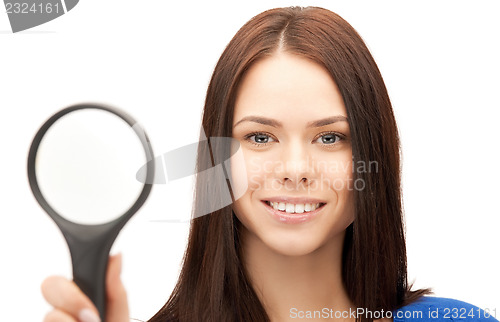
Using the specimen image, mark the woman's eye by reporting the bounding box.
[315,132,344,145]
[245,132,275,145]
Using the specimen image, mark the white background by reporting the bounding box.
[1,0,499,321]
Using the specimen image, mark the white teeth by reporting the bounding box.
[294,204,304,213]
[268,201,322,214]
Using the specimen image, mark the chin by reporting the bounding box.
[260,229,336,257]
[269,242,322,257]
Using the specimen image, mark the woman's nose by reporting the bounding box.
[275,142,315,188]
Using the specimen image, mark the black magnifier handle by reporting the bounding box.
[58,219,123,321]
[70,239,110,320]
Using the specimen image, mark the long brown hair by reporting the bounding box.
[149,6,430,322]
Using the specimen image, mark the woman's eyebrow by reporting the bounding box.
[233,115,348,128]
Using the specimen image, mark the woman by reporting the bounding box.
[41,6,497,322]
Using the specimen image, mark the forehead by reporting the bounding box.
[233,52,347,124]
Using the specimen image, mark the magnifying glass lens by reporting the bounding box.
[35,109,146,225]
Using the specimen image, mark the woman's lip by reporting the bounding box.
[261,200,325,224]
[262,196,326,204]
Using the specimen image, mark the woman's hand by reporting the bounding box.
[41,253,130,322]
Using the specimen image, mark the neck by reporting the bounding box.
[240,228,355,322]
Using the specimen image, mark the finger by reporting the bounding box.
[41,276,100,321]
[43,309,77,322]
[106,253,130,322]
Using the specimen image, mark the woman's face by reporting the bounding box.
[230,52,355,256]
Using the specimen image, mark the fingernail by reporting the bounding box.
[79,308,101,322]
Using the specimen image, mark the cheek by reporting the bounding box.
[328,155,355,221]
[228,146,253,200]
[317,153,355,218]
[231,151,271,194]
[331,158,353,191]
[230,152,271,225]
[313,153,353,191]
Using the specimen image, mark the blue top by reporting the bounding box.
[392,296,498,321]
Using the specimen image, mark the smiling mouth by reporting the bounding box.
[263,200,326,214]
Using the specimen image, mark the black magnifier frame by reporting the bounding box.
[27,103,154,321]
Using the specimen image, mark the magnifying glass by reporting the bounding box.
[27,103,154,321]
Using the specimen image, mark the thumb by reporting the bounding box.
[106,253,130,322]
